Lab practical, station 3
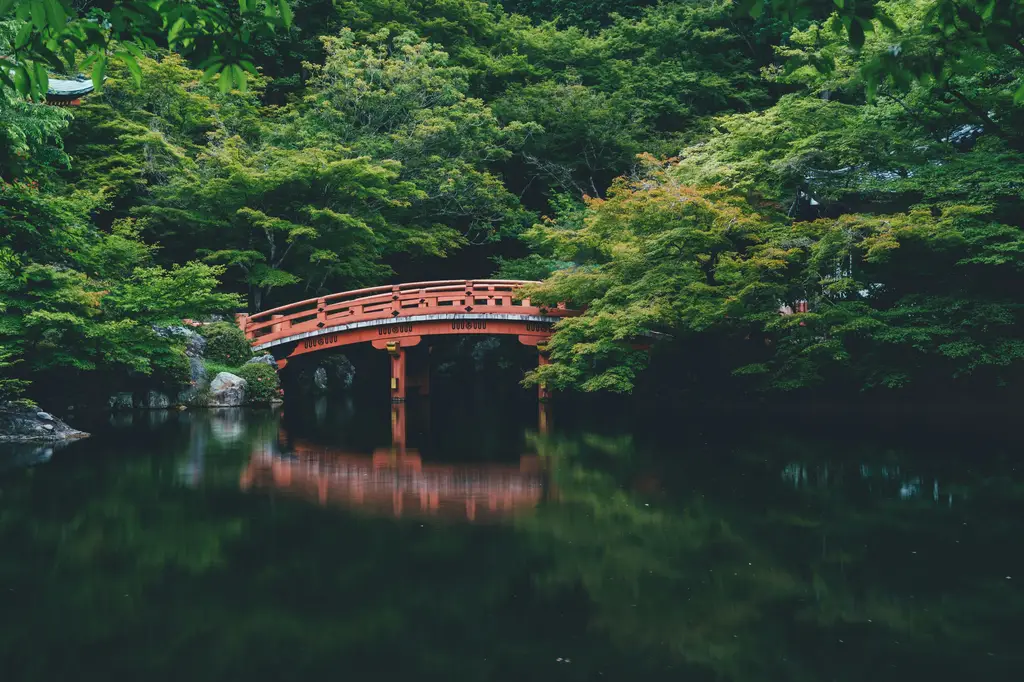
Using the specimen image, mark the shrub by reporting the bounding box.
[199,322,252,364]
[203,360,236,378]
[154,347,192,387]
[236,362,280,404]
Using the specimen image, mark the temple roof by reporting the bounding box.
[46,75,95,99]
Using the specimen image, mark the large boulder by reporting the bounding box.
[324,354,356,389]
[246,354,278,368]
[153,325,207,358]
[139,390,172,409]
[313,367,329,393]
[208,372,247,407]
[108,392,134,411]
[0,404,89,443]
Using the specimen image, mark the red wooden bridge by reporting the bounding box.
[237,280,577,401]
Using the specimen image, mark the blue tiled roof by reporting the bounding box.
[46,75,95,98]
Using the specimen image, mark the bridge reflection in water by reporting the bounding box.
[240,402,552,522]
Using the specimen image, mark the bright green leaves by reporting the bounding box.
[743,0,1024,107]
[101,262,241,325]
[296,29,532,247]
[144,135,439,309]
[525,148,1024,394]
[0,0,293,98]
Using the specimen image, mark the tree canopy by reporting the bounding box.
[2,0,1024,406]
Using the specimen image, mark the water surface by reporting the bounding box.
[2,397,1022,681]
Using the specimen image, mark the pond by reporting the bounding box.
[1,395,1022,681]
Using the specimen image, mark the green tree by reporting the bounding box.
[0,0,293,98]
[293,29,537,245]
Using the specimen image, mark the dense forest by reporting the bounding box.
[2,0,1023,409]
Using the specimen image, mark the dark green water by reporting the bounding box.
[1,397,1022,681]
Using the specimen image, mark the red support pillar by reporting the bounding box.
[539,401,552,435]
[391,403,407,451]
[373,337,420,403]
[388,342,406,402]
[537,344,552,403]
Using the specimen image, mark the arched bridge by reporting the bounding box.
[237,280,577,401]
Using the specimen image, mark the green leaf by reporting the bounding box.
[0,0,17,16]
[849,17,866,48]
[91,54,106,93]
[201,61,222,83]
[218,66,233,93]
[32,61,48,99]
[43,0,65,28]
[11,63,29,95]
[278,0,293,27]
[232,64,247,92]
[115,51,142,85]
[30,0,46,29]
[122,41,144,58]
[15,20,34,48]
[1014,82,1024,105]
[168,17,186,44]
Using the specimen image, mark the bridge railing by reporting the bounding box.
[240,279,571,344]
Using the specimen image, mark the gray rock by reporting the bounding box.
[208,372,247,407]
[177,388,201,407]
[176,357,210,406]
[190,356,209,386]
[140,390,172,409]
[152,325,207,358]
[471,337,502,371]
[323,354,356,389]
[0,403,89,443]
[314,367,329,392]
[108,392,134,411]
[246,354,278,368]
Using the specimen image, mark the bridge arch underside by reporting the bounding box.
[256,313,560,365]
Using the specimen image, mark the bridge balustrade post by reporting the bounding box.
[390,285,401,316]
[271,314,290,336]
[316,298,327,328]
[235,313,251,340]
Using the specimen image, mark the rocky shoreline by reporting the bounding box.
[0,404,90,443]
